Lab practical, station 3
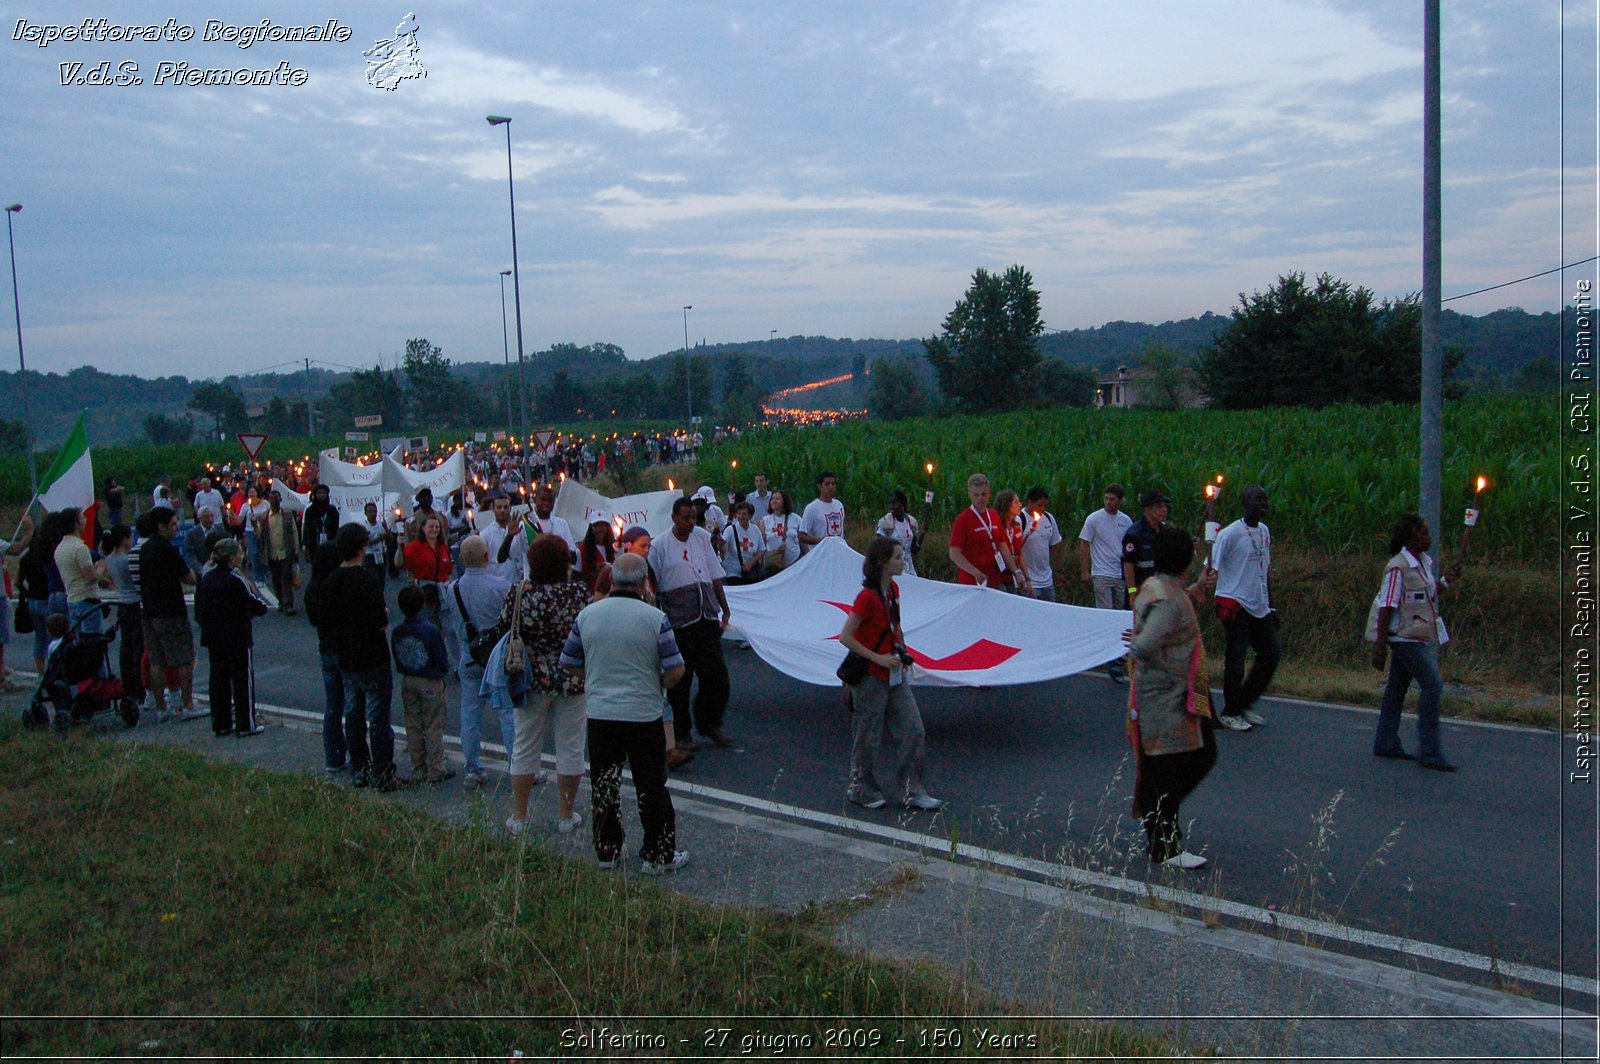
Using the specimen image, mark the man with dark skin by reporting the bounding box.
[1210,485,1279,731]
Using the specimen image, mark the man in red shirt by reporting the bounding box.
[948,473,1020,589]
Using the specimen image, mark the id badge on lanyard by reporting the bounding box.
[973,506,1005,574]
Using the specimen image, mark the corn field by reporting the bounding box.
[702,396,1557,559]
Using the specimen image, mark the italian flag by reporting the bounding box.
[37,414,95,521]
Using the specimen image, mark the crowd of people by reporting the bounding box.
[6,445,1464,876]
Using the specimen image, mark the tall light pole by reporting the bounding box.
[498,269,514,442]
[682,304,693,421]
[4,204,38,504]
[487,115,529,486]
[1419,0,1442,557]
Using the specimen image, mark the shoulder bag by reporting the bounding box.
[454,582,499,668]
[836,588,895,686]
[503,581,527,676]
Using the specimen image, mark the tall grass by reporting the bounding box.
[702,395,1555,560]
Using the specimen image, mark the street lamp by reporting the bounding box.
[486,115,528,484]
[682,304,693,421]
[498,268,514,442]
[4,204,37,504]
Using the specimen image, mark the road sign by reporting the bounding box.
[493,430,507,441]
[236,432,270,461]
[343,446,359,458]
[345,431,370,442]
[473,432,487,443]
[532,429,557,449]
[354,414,383,428]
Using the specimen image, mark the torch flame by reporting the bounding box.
[1205,484,1215,498]
[925,463,934,476]
[667,478,675,490]
[1475,475,1487,493]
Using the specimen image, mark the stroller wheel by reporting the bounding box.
[23,693,49,730]
[118,697,141,728]
[52,706,70,736]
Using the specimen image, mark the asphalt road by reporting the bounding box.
[177,585,1596,985]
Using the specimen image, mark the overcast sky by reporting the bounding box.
[2,2,1595,380]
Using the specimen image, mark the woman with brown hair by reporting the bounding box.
[1126,525,1217,870]
[499,533,589,835]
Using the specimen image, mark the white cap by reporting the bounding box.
[692,485,716,503]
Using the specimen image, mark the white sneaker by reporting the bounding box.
[640,850,690,875]
[1162,851,1208,870]
[504,816,525,837]
[556,810,583,834]
[1217,714,1252,732]
[1242,709,1265,726]
[903,792,944,811]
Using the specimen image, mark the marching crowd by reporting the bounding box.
[8,446,1463,875]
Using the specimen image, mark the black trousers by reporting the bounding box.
[116,603,144,702]
[1222,612,1281,714]
[1135,718,1217,862]
[208,644,252,734]
[588,718,676,864]
[666,618,730,741]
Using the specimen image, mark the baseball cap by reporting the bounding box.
[1140,490,1171,507]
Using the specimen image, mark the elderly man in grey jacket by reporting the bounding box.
[442,535,512,789]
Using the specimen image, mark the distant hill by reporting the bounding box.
[0,307,1565,445]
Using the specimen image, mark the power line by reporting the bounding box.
[1443,256,1599,303]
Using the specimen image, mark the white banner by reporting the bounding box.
[554,479,680,538]
[319,448,393,524]
[723,537,1128,688]
[382,449,464,501]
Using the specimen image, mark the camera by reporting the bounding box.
[893,645,915,667]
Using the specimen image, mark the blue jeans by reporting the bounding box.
[28,598,51,665]
[341,664,395,779]
[458,661,515,777]
[1374,641,1444,762]
[68,600,104,636]
[320,652,348,770]
[245,530,268,584]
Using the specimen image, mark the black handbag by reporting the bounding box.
[453,583,499,668]
[13,599,32,635]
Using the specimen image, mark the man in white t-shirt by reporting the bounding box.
[481,495,526,583]
[361,502,387,572]
[515,485,577,570]
[1019,487,1064,601]
[1078,483,1133,682]
[192,478,225,525]
[648,498,733,752]
[799,471,845,549]
[1210,484,1279,731]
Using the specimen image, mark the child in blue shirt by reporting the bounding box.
[391,585,452,783]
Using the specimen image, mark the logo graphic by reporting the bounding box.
[364,12,425,91]
[822,601,1021,671]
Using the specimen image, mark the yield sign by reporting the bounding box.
[236,432,270,461]
[531,429,557,449]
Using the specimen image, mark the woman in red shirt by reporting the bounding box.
[838,538,942,812]
[403,515,454,586]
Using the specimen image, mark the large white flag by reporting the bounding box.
[723,537,1128,688]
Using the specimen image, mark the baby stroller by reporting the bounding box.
[24,607,139,734]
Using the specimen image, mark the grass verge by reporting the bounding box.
[0,722,1172,1058]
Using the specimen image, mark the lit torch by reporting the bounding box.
[1460,475,1488,562]
[1203,474,1224,568]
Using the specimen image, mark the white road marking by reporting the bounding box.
[252,699,1590,999]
